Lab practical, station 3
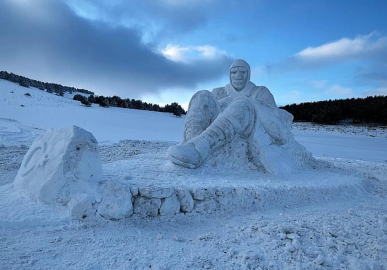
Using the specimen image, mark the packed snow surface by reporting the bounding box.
[1,79,387,269]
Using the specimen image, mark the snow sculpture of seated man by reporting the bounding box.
[167,59,315,174]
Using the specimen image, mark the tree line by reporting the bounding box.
[280,96,387,124]
[1,70,186,116]
[73,94,186,116]
[0,71,93,96]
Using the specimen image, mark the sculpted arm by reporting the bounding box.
[253,87,289,145]
[212,87,232,110]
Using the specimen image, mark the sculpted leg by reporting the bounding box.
[167,96,256,168]
[183,90,221,142]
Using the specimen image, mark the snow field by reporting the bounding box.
[292,122,387,138]
[1,193,386,269]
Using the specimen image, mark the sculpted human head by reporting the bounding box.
[230,59,250,91]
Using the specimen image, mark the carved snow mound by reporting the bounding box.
[13,126,103,206]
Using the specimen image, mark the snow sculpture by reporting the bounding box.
[167,59,316,174]
[13,126,102,205]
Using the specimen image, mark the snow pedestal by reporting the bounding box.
[95,171,368,219]
[13,126,103,211]
[96,152,371,220]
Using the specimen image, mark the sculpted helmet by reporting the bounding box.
[229,59,251,81]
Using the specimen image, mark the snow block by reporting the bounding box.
[194,199,217,214]
[13,126,103,205]
[133,197,161,217]
[139,187,174,199]
[176,189,194,213]
[159,193,180,216]
[68,193,96,221]
[98,181,133,220]
[191,188,214,201]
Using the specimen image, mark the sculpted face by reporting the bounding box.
[230,66,248,91]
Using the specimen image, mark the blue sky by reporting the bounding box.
[1,0,386,109]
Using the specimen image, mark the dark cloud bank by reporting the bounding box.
[0,0,233,99]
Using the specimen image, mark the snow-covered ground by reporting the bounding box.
[0,80,184,145]
[1,79,387,269]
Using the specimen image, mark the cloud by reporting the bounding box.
[277,90,303,105]
[161,45,190,62]
[309,80,327,89]
[63,0,261,45]
[277,84,357,106]
[0,0,233,100]
[267,32,387,72]
[324,85,354,97]
[64,0,220,43]
[354,64,387,87]
[161,45,228,62]
[295,32,387,63]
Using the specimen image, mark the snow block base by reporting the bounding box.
[100,153,371,219]
[13,126,103,205]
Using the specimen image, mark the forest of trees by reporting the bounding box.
[0,71,93,96]
[73,94,186,116]
[280,96,387,125]
[1,70,186,116]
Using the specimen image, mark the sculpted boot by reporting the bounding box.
[167,90,220,169]
[167,118,231,169]
[167,97,256,168]
[167,135,212,169]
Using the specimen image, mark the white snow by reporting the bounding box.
[292,124,387,163]
[0,79,185,144]
[1,79,387,269]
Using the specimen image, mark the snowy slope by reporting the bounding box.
[0,79,185,144]
[1,79,387,269]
